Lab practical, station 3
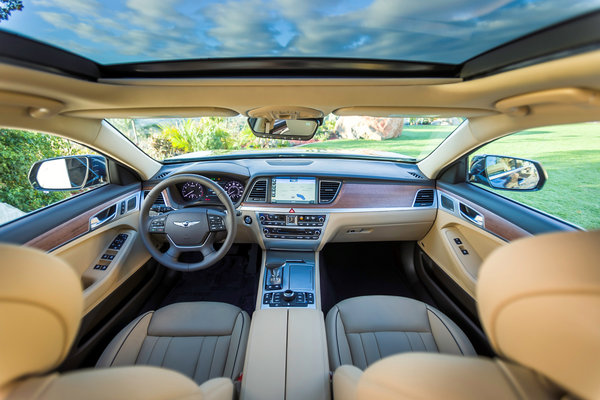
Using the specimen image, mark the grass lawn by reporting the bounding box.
[303,123,600,230]
[304,125,456,159]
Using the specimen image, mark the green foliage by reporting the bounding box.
[0,0,23,21]
[0,129,70,213]
[314,114,338,141]
[161,118,233,154]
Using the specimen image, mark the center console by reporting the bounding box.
[260,251,316,309]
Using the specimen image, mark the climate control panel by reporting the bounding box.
[258,213,327,240]
[259,213,326,226]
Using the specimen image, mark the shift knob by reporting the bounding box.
[282,290,296,302]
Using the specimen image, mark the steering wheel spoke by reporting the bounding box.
[199,240,216,258]
[165,244,181,259]
[147,215,167,234]
[207,209,227,232]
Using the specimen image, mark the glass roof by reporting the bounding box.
[1,0,599,65]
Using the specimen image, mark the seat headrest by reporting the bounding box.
[477,230,600,400]
[0,244,82,388]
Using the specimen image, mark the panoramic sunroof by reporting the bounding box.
[1,0,599,65]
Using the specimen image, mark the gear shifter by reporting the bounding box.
[266,262,285,288]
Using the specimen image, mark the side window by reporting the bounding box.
[0,128,108,226]
[468,122,600,230]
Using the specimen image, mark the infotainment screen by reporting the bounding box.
[270,177,317,204]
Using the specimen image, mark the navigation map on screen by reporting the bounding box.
[271,177,316,204]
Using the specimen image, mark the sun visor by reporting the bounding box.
[63,107,239,119]
[333,107,494,118]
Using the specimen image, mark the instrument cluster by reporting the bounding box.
[176,177,245,203]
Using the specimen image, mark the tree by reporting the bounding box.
[161,118,233,154]
[0,0,24,21]
[0,129,70,213]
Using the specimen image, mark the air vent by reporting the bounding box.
[247,179,268,202]
[413,189,435,207]
[408,171,425,179]
[319,181,341,204]
[143,190,165,206]
[440,194,454,212]
[154,171,171,179]
[266,160,314,166]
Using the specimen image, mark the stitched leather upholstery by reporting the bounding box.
[325,296,475,370]
[97,302,250,385]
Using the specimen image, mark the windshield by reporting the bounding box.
[107,115,464,162]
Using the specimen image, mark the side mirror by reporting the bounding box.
[28,155,108,191]
[468,155,547,191]
[248,117,322,141]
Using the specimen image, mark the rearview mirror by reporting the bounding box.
[469,155,547,191]
[29,155,108,191]
[248,117,322,140]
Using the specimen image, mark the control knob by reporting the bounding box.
[282,290,296,302]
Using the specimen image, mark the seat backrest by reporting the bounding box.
[0,244,83,389]
[477,230,600,400]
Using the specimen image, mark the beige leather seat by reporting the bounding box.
[0,243,234,400]
[97,301,250,385]
[326,295,475,370]
[332,230,600,400]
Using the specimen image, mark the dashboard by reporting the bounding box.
[147,158,437,251]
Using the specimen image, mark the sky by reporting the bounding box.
[1,0,599,65]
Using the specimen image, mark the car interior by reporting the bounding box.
[0,2,599,400]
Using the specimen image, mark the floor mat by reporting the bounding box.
[157,244,260,316]
[320,242,417,314]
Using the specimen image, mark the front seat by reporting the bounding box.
[332,230,600,400]
[0,243,233,400]
[97,301,250,385]
[326,296,475,370]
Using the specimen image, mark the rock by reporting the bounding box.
[335,116,403,140]
[0,202,25,225]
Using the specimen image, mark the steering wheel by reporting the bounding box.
[139,174,237,272]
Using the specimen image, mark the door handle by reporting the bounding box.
[459,203,484,227]
[90,204,117,230]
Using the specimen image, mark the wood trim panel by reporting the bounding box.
[438,188,530,241]
[26,190,139,252]
[241,182,433,209]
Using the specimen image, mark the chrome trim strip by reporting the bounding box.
[238,205,435,213]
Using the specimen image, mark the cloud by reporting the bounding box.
[205,0,284,56]
[27,0,600,64]
[32,0,101,16]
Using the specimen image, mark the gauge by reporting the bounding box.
[180,181,204,200]
[224,180,244,202]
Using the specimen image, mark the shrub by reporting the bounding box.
[0,129,71,213]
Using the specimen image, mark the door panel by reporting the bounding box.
[440,183,577,235]
[51,213,151,314]
[420,181,577,300]
[419,208,508,298]
[0,182,151,315]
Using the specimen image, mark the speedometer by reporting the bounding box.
[224,180,244,202]
[180,181,204,200]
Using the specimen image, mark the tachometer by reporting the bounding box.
[224,180,244,202]
[181,181,204,200]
